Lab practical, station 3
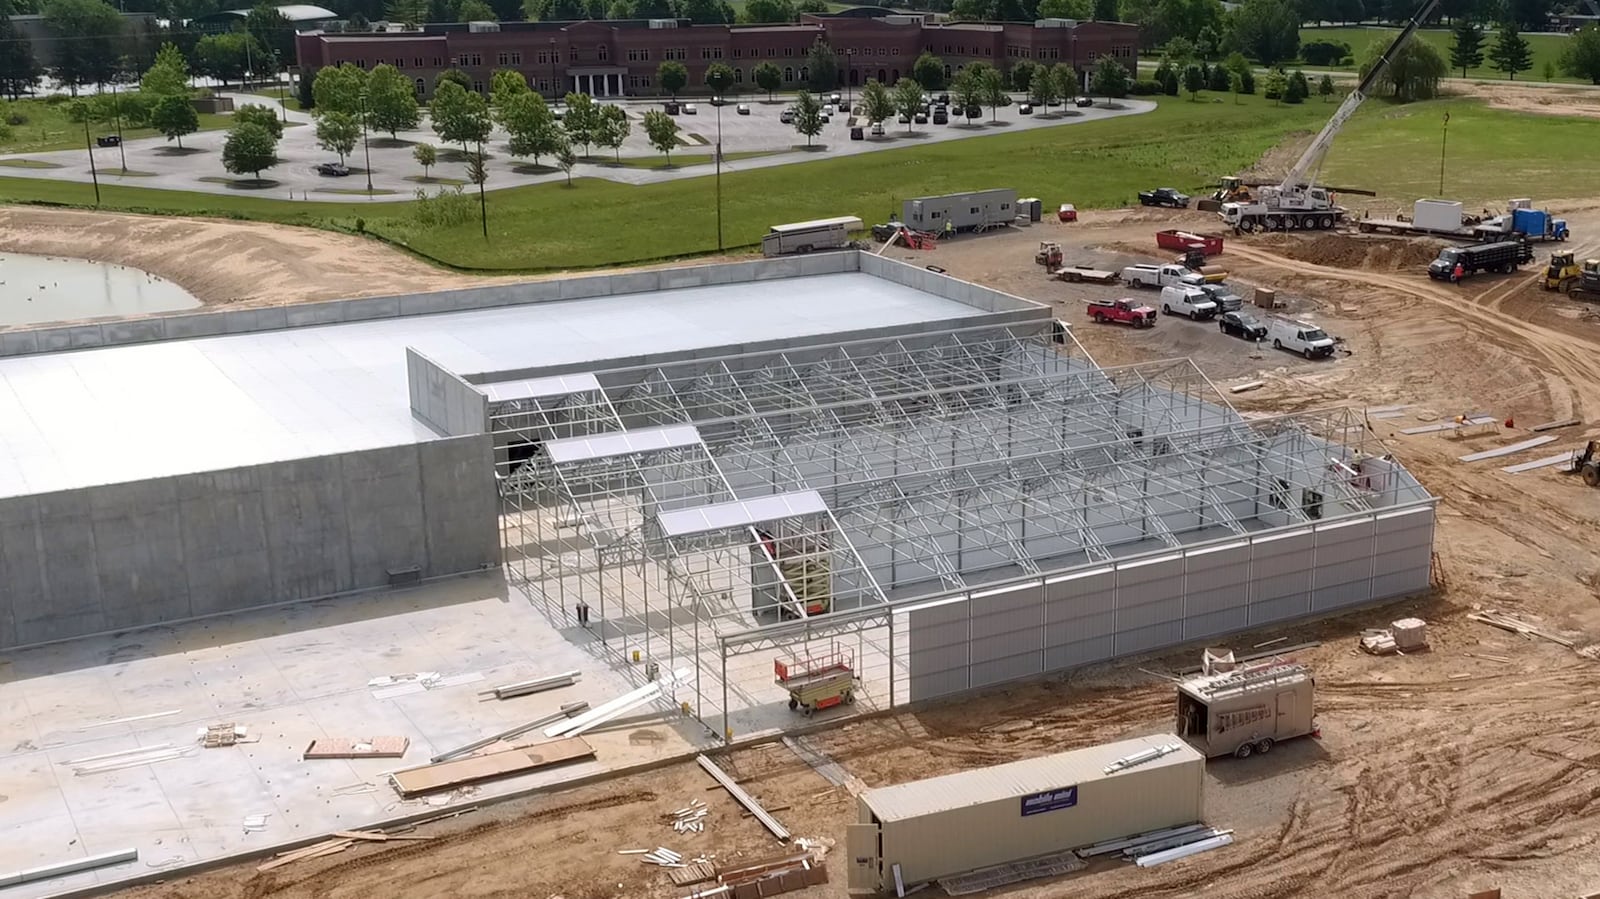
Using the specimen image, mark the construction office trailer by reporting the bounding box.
[847,735,1205,894]
[901,189,1018,233]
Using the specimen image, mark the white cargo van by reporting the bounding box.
[1159,285,1218,320]
[1266,316,1335,358]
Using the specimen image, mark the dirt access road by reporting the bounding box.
[120,211,1600,899]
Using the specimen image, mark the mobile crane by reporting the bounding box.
[1218,0,1440,234]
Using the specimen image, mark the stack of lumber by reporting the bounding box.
[256,830,430,872]
[1468,610,1576,648]
[389,736,594,797]
[1360,618,1429,655]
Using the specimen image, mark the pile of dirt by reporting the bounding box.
[1257,232,1444,271]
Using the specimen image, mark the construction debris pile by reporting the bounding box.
[676,847,830,899]
[669,799,709,834]
[1469,609,1577,649]
[1361,618,1429,655]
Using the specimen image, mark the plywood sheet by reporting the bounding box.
[303,736,411,759]
[389,736,594,796]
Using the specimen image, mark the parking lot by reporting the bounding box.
[0,92,1155,201]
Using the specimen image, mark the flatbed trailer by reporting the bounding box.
[1356,219,1473,238]
[1051,264,1119,284]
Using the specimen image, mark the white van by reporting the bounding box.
[1266,317,1336,358]
[1159,285,1218,320]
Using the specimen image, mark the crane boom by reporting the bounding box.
[1278,0,1442,195]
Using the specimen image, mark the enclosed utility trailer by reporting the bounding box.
[1175,661,1315,759]
[847,736,1205,894]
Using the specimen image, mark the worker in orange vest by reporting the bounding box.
[1452,261,1465,284]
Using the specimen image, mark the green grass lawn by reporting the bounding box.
[1299,26,1576,82]
[0,98,234,155]
[0,93,1593,271]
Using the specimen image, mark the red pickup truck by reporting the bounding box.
[1088,298,1157,328]
[1156,229,1225,257]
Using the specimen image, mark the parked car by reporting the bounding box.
[1218,310,1267,340]
[850,126,865,140]
[316,162,350,177]
[820,112,830,123]
[1075,96,1094,107]
[935,92,949,105]
[870,122,885,136]
[736,103,751,115]
[1018,103,1033,115]
[710,95,726,106]
[831,92,842,105]
[683,103,698,114]
[96,135,120,147]
[665,102,680,115]
[964,105,982,120]
[897,113,910,123]
[914,112,928,124]
[1139,187,1191,208]
[932,109,948,124]
[780,108,796,123]
[824,103,836,116]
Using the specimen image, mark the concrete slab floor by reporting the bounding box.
[0,572,715,898]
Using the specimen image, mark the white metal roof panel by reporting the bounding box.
[545,424,702,464]
[656,489,828,538]
[481,372,601,403]
[768,216,864,234]
[0,272,982,498]
[860,735,1203,822]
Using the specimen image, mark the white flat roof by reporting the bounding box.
[0,273,984,498]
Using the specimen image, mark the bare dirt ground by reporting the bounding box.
[1450,80,1600,120]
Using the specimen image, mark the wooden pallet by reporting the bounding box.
[669,861,717,887]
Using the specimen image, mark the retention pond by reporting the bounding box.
[0,252,200,327]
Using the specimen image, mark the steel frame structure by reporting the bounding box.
[489,320,1428,736]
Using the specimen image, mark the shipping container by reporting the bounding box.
[1412,199,1463,234]
[846,735,1205,894]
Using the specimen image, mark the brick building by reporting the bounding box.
[293,11,1137,100]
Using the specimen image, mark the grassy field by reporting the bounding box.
[1300,26,1577,82]
[0,94,1593,270]
[0,98,234,155]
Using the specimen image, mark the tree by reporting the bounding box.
[431,79,491,152]
[806,41,837,92]
[1165,35,1197,62]
[149,92,198,148]
[676,0,732,23]
[458,0,496,17]
[1207,62,1229,90]
[704,61,734,94]
[413,141,437,178]
[796,0,826,12]
[1182,62,1204,98]
[365,63,420,136]
[1093,0,1116,18]
[1227,68,1242,102]
[194,33,261,88]
[235,102,283,138]
[465,147,488,238]
[501,91,563,162]
[0,15,41,100]
[861,78,894,123]
[972,62,1004,121]
[491,67,528,103]
[436,68,471,91]
[1317,73,1335,100]
[221,121,277,180]
[1361,34,1446,98]
[1501,0,1551,30]
[387,0,429,25]
[316,110,360,163]
[753,61,782,99]
[244,4,294,72]
[792,88,823,145]
[740,0,793,21]
[1196,23,1219,57]
[313,63,367,116]
[594,103,629,161]
[562,91,598,153]
[555,138,576,184]
[1449,19,1484,77]
[1284,67,1308,102]
[42,0,123,91]
[1031,64,1061,107]
[1009,59,1035,93]
[140,41,188,97]
[658,60,688,98]
[953,66,983,120]
[1262,67,1287,103]
[1225,0,1299,65]
[643,107,679,163]
[1559,24,1600,85]
[1091,56,1130,98]
[1488,22,1532,79]
[913,52,946,91]
[892,77,922,132]
[1038,0,1090,16]
[523,0,587,18]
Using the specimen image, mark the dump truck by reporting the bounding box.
[1176,660,1316,759]
[1086,297,1156,327]
[1427,239,1534,280]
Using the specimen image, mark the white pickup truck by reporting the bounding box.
[1123,263,1203,290]
[1159,285,1219,320]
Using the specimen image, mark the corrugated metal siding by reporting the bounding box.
[897,505,1436,705]
[866,736,1205,884]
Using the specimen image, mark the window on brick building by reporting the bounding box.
[415,56,424,67]
[734,66,742,81]
[356,58,366,67]
[415,77,426,95]
[497,51,509,65]
[510,51,522,63]
[783,66,794,80]
[433,56,443,66]
[472,80,484,92]
[784,47,793,56]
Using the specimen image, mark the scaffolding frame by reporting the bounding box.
[488,320,1428,736]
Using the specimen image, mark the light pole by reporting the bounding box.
[274,52,288,123]
[359,92,374,194]
[110,75,126,171]
[845,48,855,108]
[1438,110,1449,196]
[715,100,723,251]
[549,38,558,100]
[82,118,101,205]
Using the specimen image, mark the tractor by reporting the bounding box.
[1546,252,1600,300]
[1568,441,1600,488]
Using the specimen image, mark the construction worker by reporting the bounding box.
[944,219,954,241]
[575,599,590,628]
[1452,261,1465,285]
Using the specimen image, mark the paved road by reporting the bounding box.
[0,93,1155,203]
